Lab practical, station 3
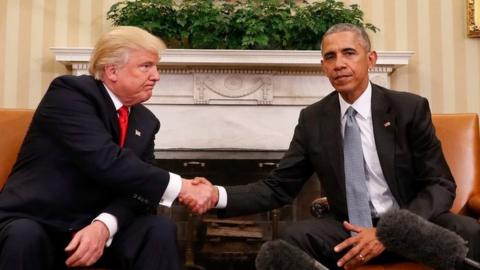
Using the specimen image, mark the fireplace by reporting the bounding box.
[155,154,322,270]
[51,48,412,269]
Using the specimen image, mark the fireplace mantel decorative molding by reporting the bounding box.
[51,48,413,152]
[51,48,411,68]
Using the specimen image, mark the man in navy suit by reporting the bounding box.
[0,26,216,270]
[185,23,480,269]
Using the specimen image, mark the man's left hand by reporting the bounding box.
[64,221,109,267]
[334,221,385,269]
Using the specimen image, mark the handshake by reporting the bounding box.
[178,177,218,214]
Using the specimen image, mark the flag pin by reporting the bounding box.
[135,129,141,136]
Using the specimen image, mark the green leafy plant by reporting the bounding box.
[107,0,378,50]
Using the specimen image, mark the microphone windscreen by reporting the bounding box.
[377,209,468,270]
[255,239,328,270]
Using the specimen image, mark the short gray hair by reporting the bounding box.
[321,23,371,52]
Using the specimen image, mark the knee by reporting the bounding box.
[3,219,49,244]
[145,217,177,245]
[455,218,480,242]
[279,221,330,248]
[435,215,480,241]
[279,223,306,244]
[1,219,51,253]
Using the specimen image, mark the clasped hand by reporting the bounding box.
[178,177,218,214]
[334,221,385,269]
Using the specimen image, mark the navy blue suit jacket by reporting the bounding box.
[0,75,170,232]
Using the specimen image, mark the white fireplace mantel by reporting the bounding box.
[51,47,411,68]
[51,48,413,152]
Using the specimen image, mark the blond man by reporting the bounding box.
[0,26,215,270]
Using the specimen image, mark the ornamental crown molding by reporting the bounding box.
[50,47,413,70]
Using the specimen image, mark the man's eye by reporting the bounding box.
[139,64,151,71]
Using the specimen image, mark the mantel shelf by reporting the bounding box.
[51,47,413,69]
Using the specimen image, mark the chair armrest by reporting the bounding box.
[310,197,329,218]
[467,194,480,218]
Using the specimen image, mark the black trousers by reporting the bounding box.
[279,212,480,270]
[0,215,180,270]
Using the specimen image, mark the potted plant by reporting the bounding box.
[107,0,378,50]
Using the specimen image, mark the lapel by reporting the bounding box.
[320,93,347,196]
[96,81,122,144]
[124,106,141,148]
[110,112,121,145]
[371,84,398,193]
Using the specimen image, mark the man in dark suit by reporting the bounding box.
[0,26,216,270]
[185,23,480,269]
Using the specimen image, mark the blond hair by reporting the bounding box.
[88,26,166,80]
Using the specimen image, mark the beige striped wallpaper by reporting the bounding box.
[1,0,479,113]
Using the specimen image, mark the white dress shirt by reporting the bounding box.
[338,82,399,217]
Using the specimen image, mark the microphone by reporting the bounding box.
[376,209,480,270]
[255,239,329,270]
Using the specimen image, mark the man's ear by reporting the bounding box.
[367,50,378,69]
[104,64,118,82]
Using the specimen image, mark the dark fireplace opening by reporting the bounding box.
[156,156,321,270]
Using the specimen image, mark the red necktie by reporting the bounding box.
[117,106,129,147]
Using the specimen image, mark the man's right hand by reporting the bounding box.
[64,221,109,267]
[178,177,218,214]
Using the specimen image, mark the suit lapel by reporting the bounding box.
[110,113,121,145]
[124,106,145,153]
[96,82,122,144]
[124,107,137,148]
[371,85,398,194]
[321,94,347,196]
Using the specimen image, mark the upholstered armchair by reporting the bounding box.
[0,109,34,188]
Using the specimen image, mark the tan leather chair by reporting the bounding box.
[0,109,34,188]
[355,113,480,270]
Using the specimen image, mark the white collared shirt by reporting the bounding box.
[338,82,399,216]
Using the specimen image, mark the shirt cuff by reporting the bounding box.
[93,212,118,247]
[159,172,182,207]
[215,185,227,209]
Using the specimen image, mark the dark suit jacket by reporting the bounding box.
[0,75,170,232]
[220,84,456,222]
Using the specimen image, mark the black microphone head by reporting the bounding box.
[377,209,468,270]
[255,239,328,270]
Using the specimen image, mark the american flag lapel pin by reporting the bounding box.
[384,121,391,128]
[135,129,142,136]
